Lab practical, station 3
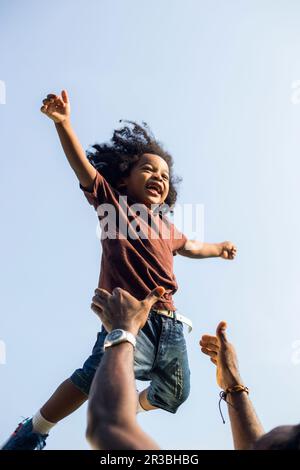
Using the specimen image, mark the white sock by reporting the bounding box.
[136,392,147,414]
[32,411,56,435]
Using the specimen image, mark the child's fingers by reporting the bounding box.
[61,89,69,104]
[42,97,64,109]
[40,105,52,116]
[42,99,55,106]
[41,103,56,115]
[226,250,235,259]
[57,96,66,107]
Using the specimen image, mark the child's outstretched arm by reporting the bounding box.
[178,240,237,260]
[40,89,96,190]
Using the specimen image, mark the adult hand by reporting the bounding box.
[200,321,243,390]
[91,286,165,336]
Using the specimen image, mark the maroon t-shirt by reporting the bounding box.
[81,171,187,311]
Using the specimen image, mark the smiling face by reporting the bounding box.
[122,153,170,207]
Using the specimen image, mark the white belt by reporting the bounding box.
[152,309,193,333]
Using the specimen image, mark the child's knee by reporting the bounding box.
[148,366,191,414]
[174,361,191,403]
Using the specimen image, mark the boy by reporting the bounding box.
[2,90,236,450]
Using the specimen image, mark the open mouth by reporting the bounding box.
[145,181,163,198]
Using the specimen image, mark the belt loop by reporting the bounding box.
[172,310,176,324]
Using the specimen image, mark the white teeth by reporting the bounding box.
[146,184,161,194]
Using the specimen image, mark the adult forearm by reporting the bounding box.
[227,392,264,450]
[89,343,136,425]
[87,343,159,449]
[54,120,96,189]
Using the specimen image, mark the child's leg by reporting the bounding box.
[2,332,107,449]
[138,387,158,411]
[39,379,87,423]
[34,329,108,434]
[144,320,191,414]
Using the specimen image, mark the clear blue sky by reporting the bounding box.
[1,0,300,450]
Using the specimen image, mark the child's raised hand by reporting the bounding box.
[220,241,237,260]
[40,89,70,124]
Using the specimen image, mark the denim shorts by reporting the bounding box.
[70,309,191,414]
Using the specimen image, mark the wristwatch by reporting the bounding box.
[103,329,137,351]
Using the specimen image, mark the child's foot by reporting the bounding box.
[1,418,48,450]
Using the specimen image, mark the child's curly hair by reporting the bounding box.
[86,120,181,209]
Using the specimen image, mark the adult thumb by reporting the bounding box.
[144,286,165,307]
[216,321,228,344]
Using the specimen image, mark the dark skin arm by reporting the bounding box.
[200,322,264,449]
[86,286,165,450]
[87,342,159,450]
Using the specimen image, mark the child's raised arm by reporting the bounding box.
[40,89,96,190]
[178,240,237,260]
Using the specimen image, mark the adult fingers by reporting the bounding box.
[216,321,228,344]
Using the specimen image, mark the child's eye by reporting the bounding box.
[163,174,169,180]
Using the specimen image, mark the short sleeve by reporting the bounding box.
[80,171,113,210]
[172,224,188,256]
